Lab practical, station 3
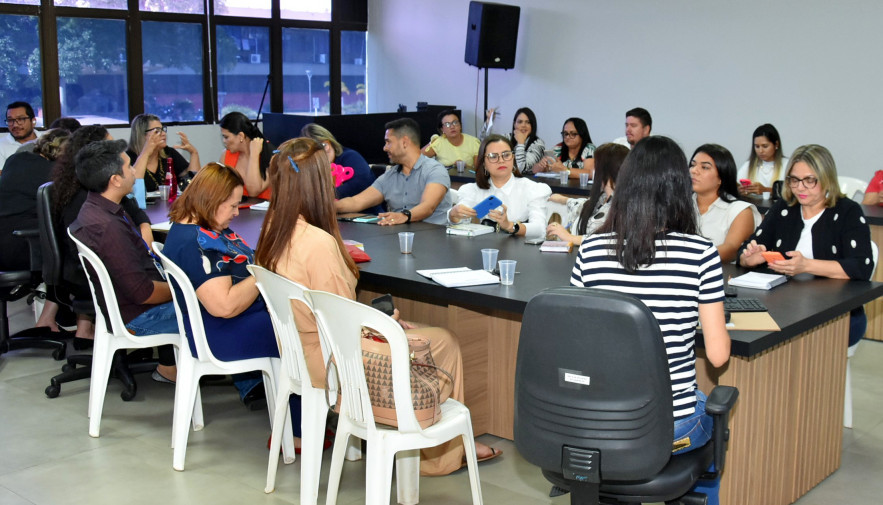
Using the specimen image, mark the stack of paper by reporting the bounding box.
[540,240,573,253]
[417,267,500,287]
[728,272,787,290]
[446,223,495,237]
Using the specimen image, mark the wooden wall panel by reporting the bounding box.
[865,225,883,340]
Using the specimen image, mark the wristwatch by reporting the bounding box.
[509,222,521,235]
[401,209,412,223]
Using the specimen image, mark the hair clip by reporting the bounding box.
[288,156,299,173]
[272,149,280,154]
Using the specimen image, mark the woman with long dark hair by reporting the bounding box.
[506,107,546,175]
[737,123,788,196]
[690,144,761,262]
[571,137,730,503]
[536,117,595,179]
[219,111,275,199]
[547,143,629,245]
[256,137,500,476]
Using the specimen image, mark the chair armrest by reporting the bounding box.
[705,385,739,415]
[704,385,739,478]
[12,228,42,272]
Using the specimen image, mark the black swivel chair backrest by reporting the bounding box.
[515,287,673,484]
[36,182,63,287]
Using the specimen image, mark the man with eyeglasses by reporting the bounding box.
[1,101,41,169]
[335,117,453,225]
[613,107,652,149]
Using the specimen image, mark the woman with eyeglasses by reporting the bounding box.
[448,134,551,239]
[127,113,201,192]
[737,123,788,196]
[507,107,546,175]
[739,145,873,346]
[422,109,480,169]
[219,111,276,200]
[535,117,596,179]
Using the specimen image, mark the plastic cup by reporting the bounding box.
[559,171,569,184]
[159,185,170,201]
[455,160,466,173]
[762,191,771,200]
[579,172,590,187]
[498,260,516,285]
[398,232,414,254]
[481,248,499,272]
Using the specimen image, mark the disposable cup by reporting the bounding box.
[579,172,590,187]
[499,259,517,285]
[456,160,466,173]
[159,185,170,201]
[398,232,414,254]
[481,248,499,272]
[559,171,569,184]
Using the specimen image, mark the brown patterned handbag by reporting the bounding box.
[327,327,454,429]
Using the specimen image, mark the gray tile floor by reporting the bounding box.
[1,297,881,505]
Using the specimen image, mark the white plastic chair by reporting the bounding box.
[306,289,483,505]
[247,265,327,499]
[153,242,294,471]
[838,176,867,202]
[844,240,878,428]
[68,230,181,438]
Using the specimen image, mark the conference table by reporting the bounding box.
[146,200,882,505]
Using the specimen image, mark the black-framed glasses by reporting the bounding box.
[5,116,31,125]
[442,120,461,128]
[561,131,579,139]
[145,126,168,135]
[485,151,514,162]
[786,175,818,189]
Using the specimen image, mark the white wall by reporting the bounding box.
[367,0,882,180]
[107,124,224,165]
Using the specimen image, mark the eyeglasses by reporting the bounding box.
[786,175,819,189]
[145,126,168,135]
[6,116,31,126]
[561,131,579,139]
[442,120,461,128]
[485,151,514,163]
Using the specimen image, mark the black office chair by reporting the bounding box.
[37,183,154,399]
[514,287,739,505]
[0,200,67,360]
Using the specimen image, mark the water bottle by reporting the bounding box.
[165,158,177,203]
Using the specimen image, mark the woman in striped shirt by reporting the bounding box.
[571,136,731,457]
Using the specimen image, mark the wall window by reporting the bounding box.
[0,14,42,125]
[281,0,330,21]
[282,27,329,115]
[142,21,204,122]
[217,25,270,118]
[58,17,129,123]
[341,30,366,114]
[0,0,366,126]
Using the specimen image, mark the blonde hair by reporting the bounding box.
[781,144,842,208]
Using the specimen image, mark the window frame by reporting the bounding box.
[0,0,366,128]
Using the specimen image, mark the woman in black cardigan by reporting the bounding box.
[739,144,874,345]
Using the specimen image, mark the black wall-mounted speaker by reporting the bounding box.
[464,1,521,69]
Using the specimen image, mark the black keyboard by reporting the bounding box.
[724,297,768,313]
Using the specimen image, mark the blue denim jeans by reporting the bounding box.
[674,390,718,505]
[125,302,179,336]
[125,302,179,366]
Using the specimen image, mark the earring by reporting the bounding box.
[484,169,490,177]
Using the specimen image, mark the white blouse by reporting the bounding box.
[694,194,762,248]
[451,176,552,239]
[737,157,789,188]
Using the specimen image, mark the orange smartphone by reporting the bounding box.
[762,251,786,263]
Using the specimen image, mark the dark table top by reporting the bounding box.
[147,199,883,359]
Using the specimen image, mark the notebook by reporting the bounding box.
[446,223,495,237]
[416,267,500,287]
[728,272,787,290]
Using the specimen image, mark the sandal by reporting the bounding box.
[461,447,502,469]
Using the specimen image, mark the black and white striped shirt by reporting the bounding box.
[570,232,725,420]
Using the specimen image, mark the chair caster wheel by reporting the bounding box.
[121,386,137,401]
[62,363,75,373]
[52,346,66,361]
[45,384,60,398]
